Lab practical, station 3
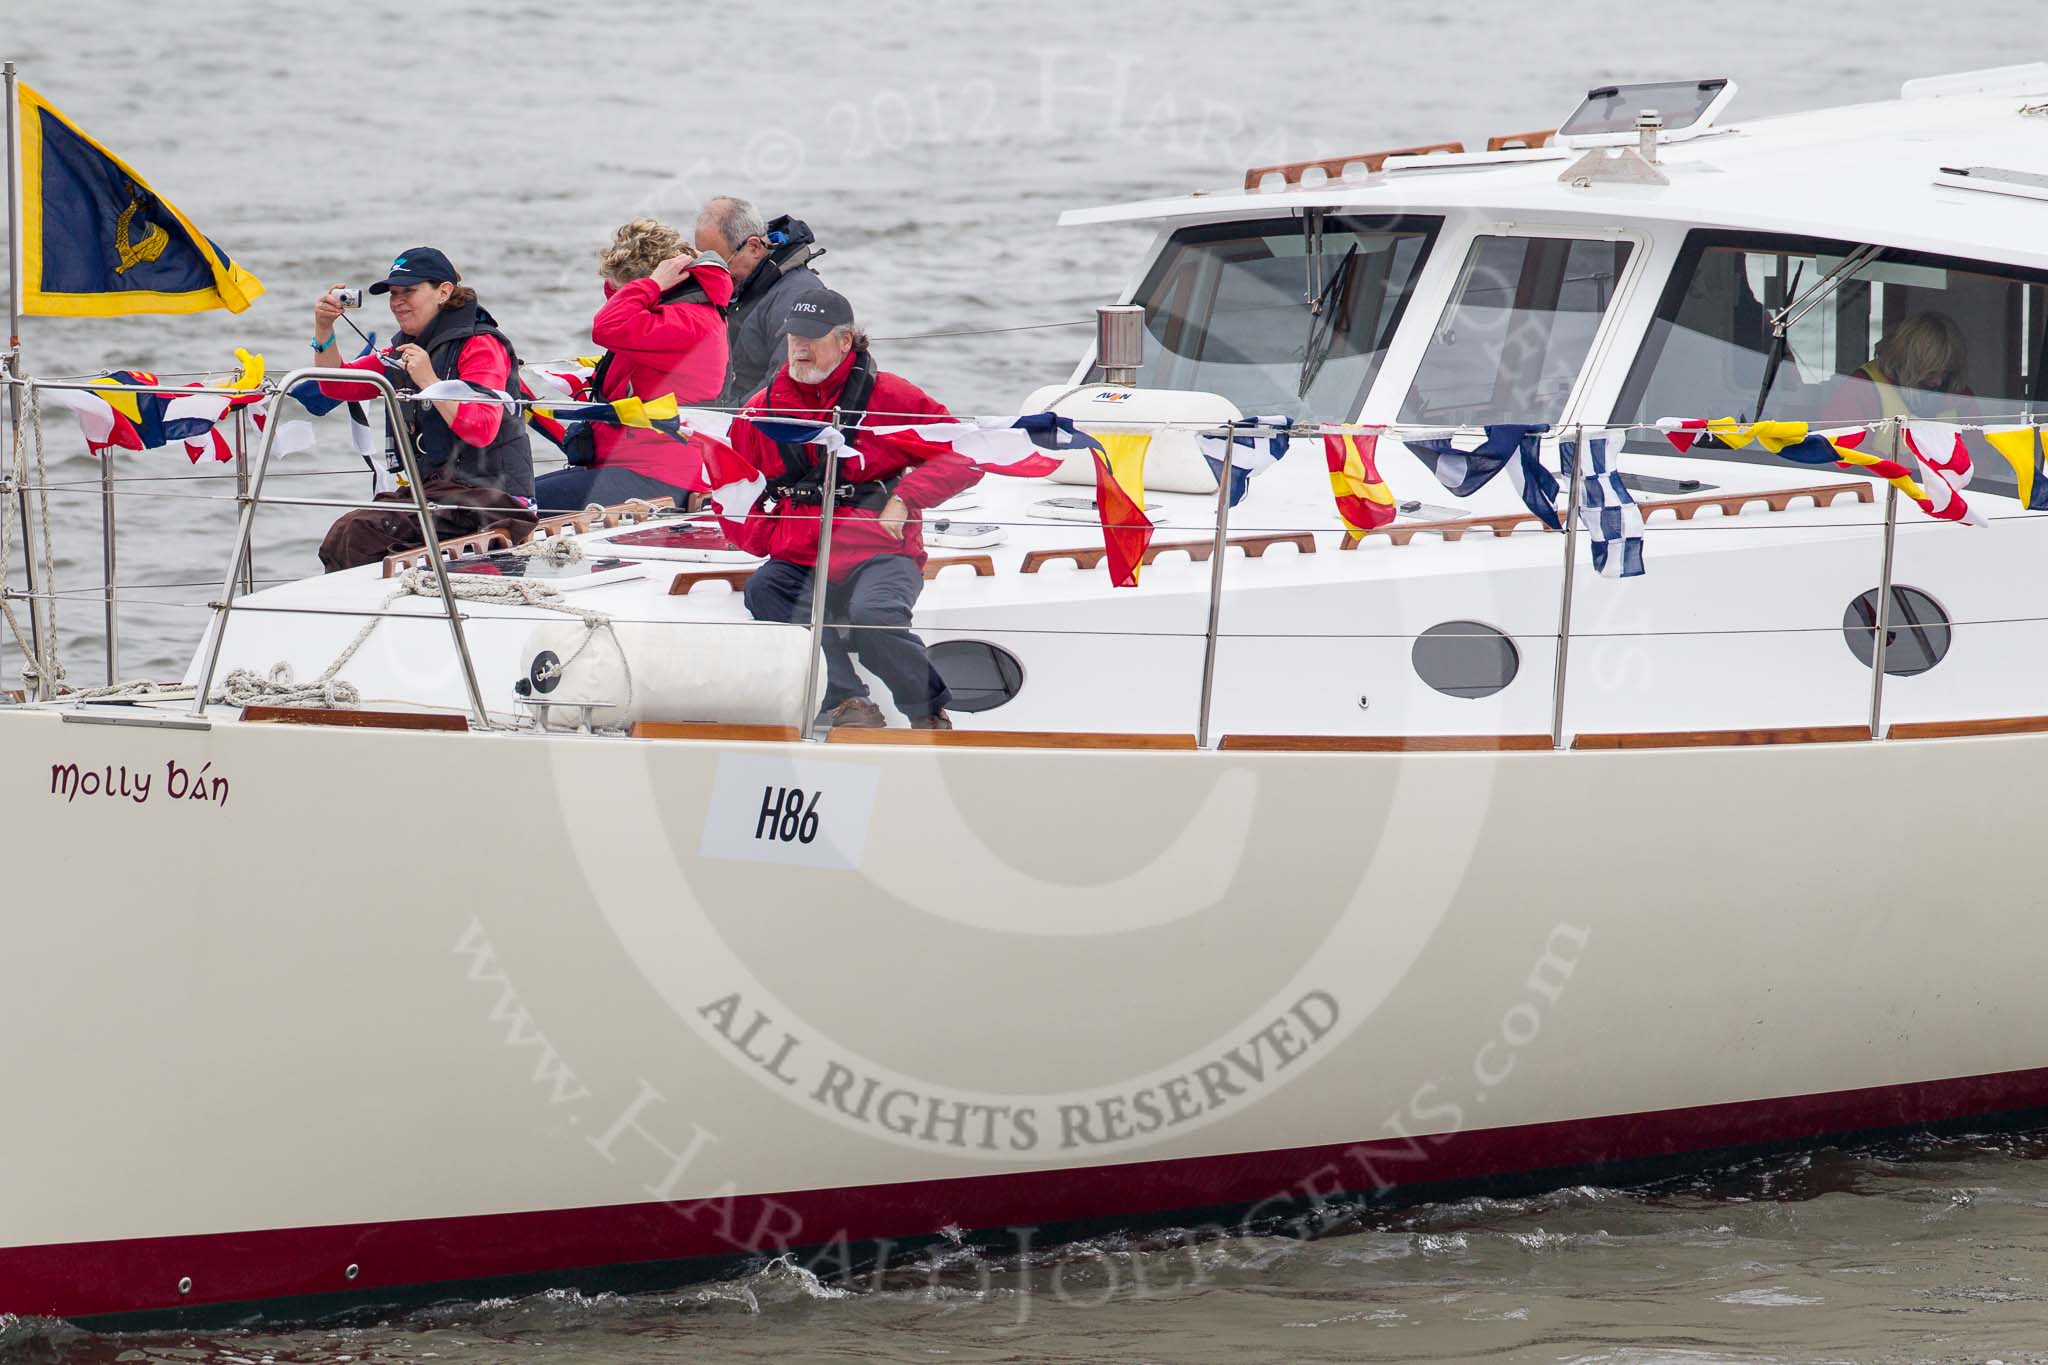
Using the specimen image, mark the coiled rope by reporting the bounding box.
[213,556,624,721]
[18,507,627,715]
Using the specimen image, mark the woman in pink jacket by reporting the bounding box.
[534,219,736,511]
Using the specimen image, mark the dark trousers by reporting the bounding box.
[533,465,695,514]
[744,555,950,720]
[319,478,537,573]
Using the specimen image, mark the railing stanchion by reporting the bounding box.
[1196,421,1236,749]
[798,443,842,740]
[233,405,255,597]
[1550,424,1587,749]
[4,61,52,700]
[389,391,490,729]
[190,368,491,729]
[5,374,50,698]
[1868,417,1902,739]
[98,449,118,684]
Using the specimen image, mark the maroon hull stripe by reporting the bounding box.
[11,1065,2048,1322]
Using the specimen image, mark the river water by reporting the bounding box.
[6,1132,2048,1363]
[4,1,2046,1360]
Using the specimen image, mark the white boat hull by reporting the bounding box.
[3,708,2043,1322]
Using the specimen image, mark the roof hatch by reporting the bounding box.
[1556,78,1736,148]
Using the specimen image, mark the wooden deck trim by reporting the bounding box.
[381,498,679,576]
[1338,481,1875,551]
[1572,725,1870,750]
[381,528,516,577]
[239,705,469,732]
[1336,511,1530,548]
[924,554,995,580]
[1220,733,1553,752]
[525,497,676,541]
[826,728,1199,750]
[670,568,756,595]
[1021,532,1316,575]
[631,721,802,743]
[1638,480,1874,522]
[1886,715,2048,741]
[1486,128,1555,151]
[1228,531,1317,558]
[1243,142,1465,190]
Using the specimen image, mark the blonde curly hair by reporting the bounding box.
[1874,310,1969,394]
[598,218,692,285]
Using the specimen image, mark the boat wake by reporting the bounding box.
[7,1127,2048,1362]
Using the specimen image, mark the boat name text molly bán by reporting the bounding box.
[48,760,229,808]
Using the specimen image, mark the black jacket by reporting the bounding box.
[394,300,536,500]
[719,216,832,406]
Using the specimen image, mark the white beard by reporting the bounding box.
[787,359,833,385]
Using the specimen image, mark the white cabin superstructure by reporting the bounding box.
[153,64,2048,745]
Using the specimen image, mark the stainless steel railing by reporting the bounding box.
[185,367,491,727]
[0,400,1973,748]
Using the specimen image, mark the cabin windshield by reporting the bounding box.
[1611,229,2048,494]
[1099,214,1441,420]
[1399,234,1636,428]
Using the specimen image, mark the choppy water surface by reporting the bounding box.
[9,1133,2048,1363]
[6,2,2048,1360]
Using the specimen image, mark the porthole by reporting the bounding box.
[1412,621,1520,700]
[1842,586,1950,677]
[929,640,1025,713]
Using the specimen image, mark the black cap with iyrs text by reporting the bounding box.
[784,289,854,339]
[368,247,460,295]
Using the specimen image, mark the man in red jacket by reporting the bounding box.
[730,291,980,729]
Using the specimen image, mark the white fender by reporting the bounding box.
[518,620,811,731]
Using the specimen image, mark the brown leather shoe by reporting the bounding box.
[823,697,885,729]
[910,709,954,730]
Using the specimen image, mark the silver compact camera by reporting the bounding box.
[331,286,363,310]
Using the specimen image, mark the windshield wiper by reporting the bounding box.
[1750,260,1805,422]
[1300,242,1360,398]
[1752,244,1881,419]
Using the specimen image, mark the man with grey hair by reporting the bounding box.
[694,196,832,406]
[724,288,982,730]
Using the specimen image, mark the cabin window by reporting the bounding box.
[928,640,1025,712]
[1842,586,1951,677]
[1611,229,2048,495]
[1411,621,1521,699]
[1099,214,1441,420]
[1399,234,1635,427]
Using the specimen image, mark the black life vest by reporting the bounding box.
[390,300,535,499]
[764,349,897,510]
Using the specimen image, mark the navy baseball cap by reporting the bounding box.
[785,289,854,339]
[368,247,460,295]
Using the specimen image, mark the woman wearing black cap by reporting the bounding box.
[308,247,537,572]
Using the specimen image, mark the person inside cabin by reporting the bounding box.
[533,219,735,513]
[693,196,833,406]
[1820,310,1976,424]
[310,248,537,572]
[728,290,980,730]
